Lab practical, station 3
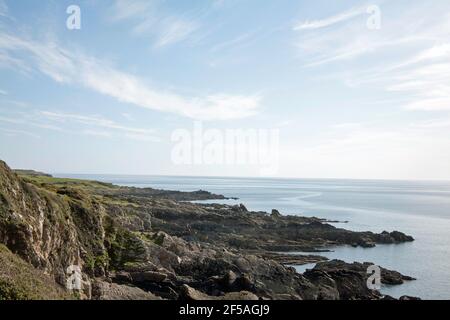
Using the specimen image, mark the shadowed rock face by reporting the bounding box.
[0,160,417,300]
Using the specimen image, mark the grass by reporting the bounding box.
[0,244,70,300]
[98,195,140,208]
[18,174,145,212]
[18,174,116,190]
[16,174,141,208]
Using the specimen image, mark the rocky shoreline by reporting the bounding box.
[0,160,417,300]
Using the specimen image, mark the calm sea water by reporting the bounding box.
[56,174,450,300]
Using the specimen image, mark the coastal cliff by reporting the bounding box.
[0,160,416,300]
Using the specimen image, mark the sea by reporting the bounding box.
[55,174,450,300]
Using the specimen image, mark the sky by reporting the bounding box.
[0,0,450,180]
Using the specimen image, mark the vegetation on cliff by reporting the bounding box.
[0,244,69,300]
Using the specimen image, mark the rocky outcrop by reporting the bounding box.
[180,285,259,301]
[303,260,417,300]
[102,187,227,202]
[1,161,85,282]
[271,209,282,218]
[377,231,414,243]
[148,200,414,253]
[312,260,416,285]
[0,160,417,300]
[261,252,328,265]
[91,280,162,300]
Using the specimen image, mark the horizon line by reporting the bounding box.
[48,171,450,184]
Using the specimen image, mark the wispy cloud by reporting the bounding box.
[0,99,29,108]
[0,0,8,18]
[0,108,159,142]
[384,45,450,111]
[293,6,365,31]
[294,2,450,112]
[292,3,434,66]
[210,31,256,53]
[0,113,63,132]
[82,129,113,138]
[0,127,40,138]
[0,50,31,72]
[110,0,200,48]
[110,0,154,21]
[392,43,450,70]
[40,111,160,142]
[0,114,23,124]
[0,88,6,95]
[0,32,260,120]
[153,17,199,48]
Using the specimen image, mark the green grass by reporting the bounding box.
[16,174,140,209]
[18,174,116,190]
[98,195,139,208]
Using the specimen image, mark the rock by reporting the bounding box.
[219,291,259,300]
[399,295,421,300]
[360,240,376,248]
[307,260,416,299]
[179,284,259,301]
[301,269,340,300]
[180,284,211,300]
[272,293,302,300]
[91,281,162,300]
[262,252,328,265]
[111,271,132,283]
[123,261,158,273]
[231,204,248,213]
[388,231,415,242]
[271,209,282,218]
[130,271,167,283]
[0,160,107,285]
[220,270,237,288]
[239,204,248,212]
[233,274,254,291]
[377,231,414,244]
[235,257,251,272]
[304,267,379,300]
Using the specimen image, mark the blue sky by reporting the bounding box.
[1,0,450,179]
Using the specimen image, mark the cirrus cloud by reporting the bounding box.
[0,32,261,121]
